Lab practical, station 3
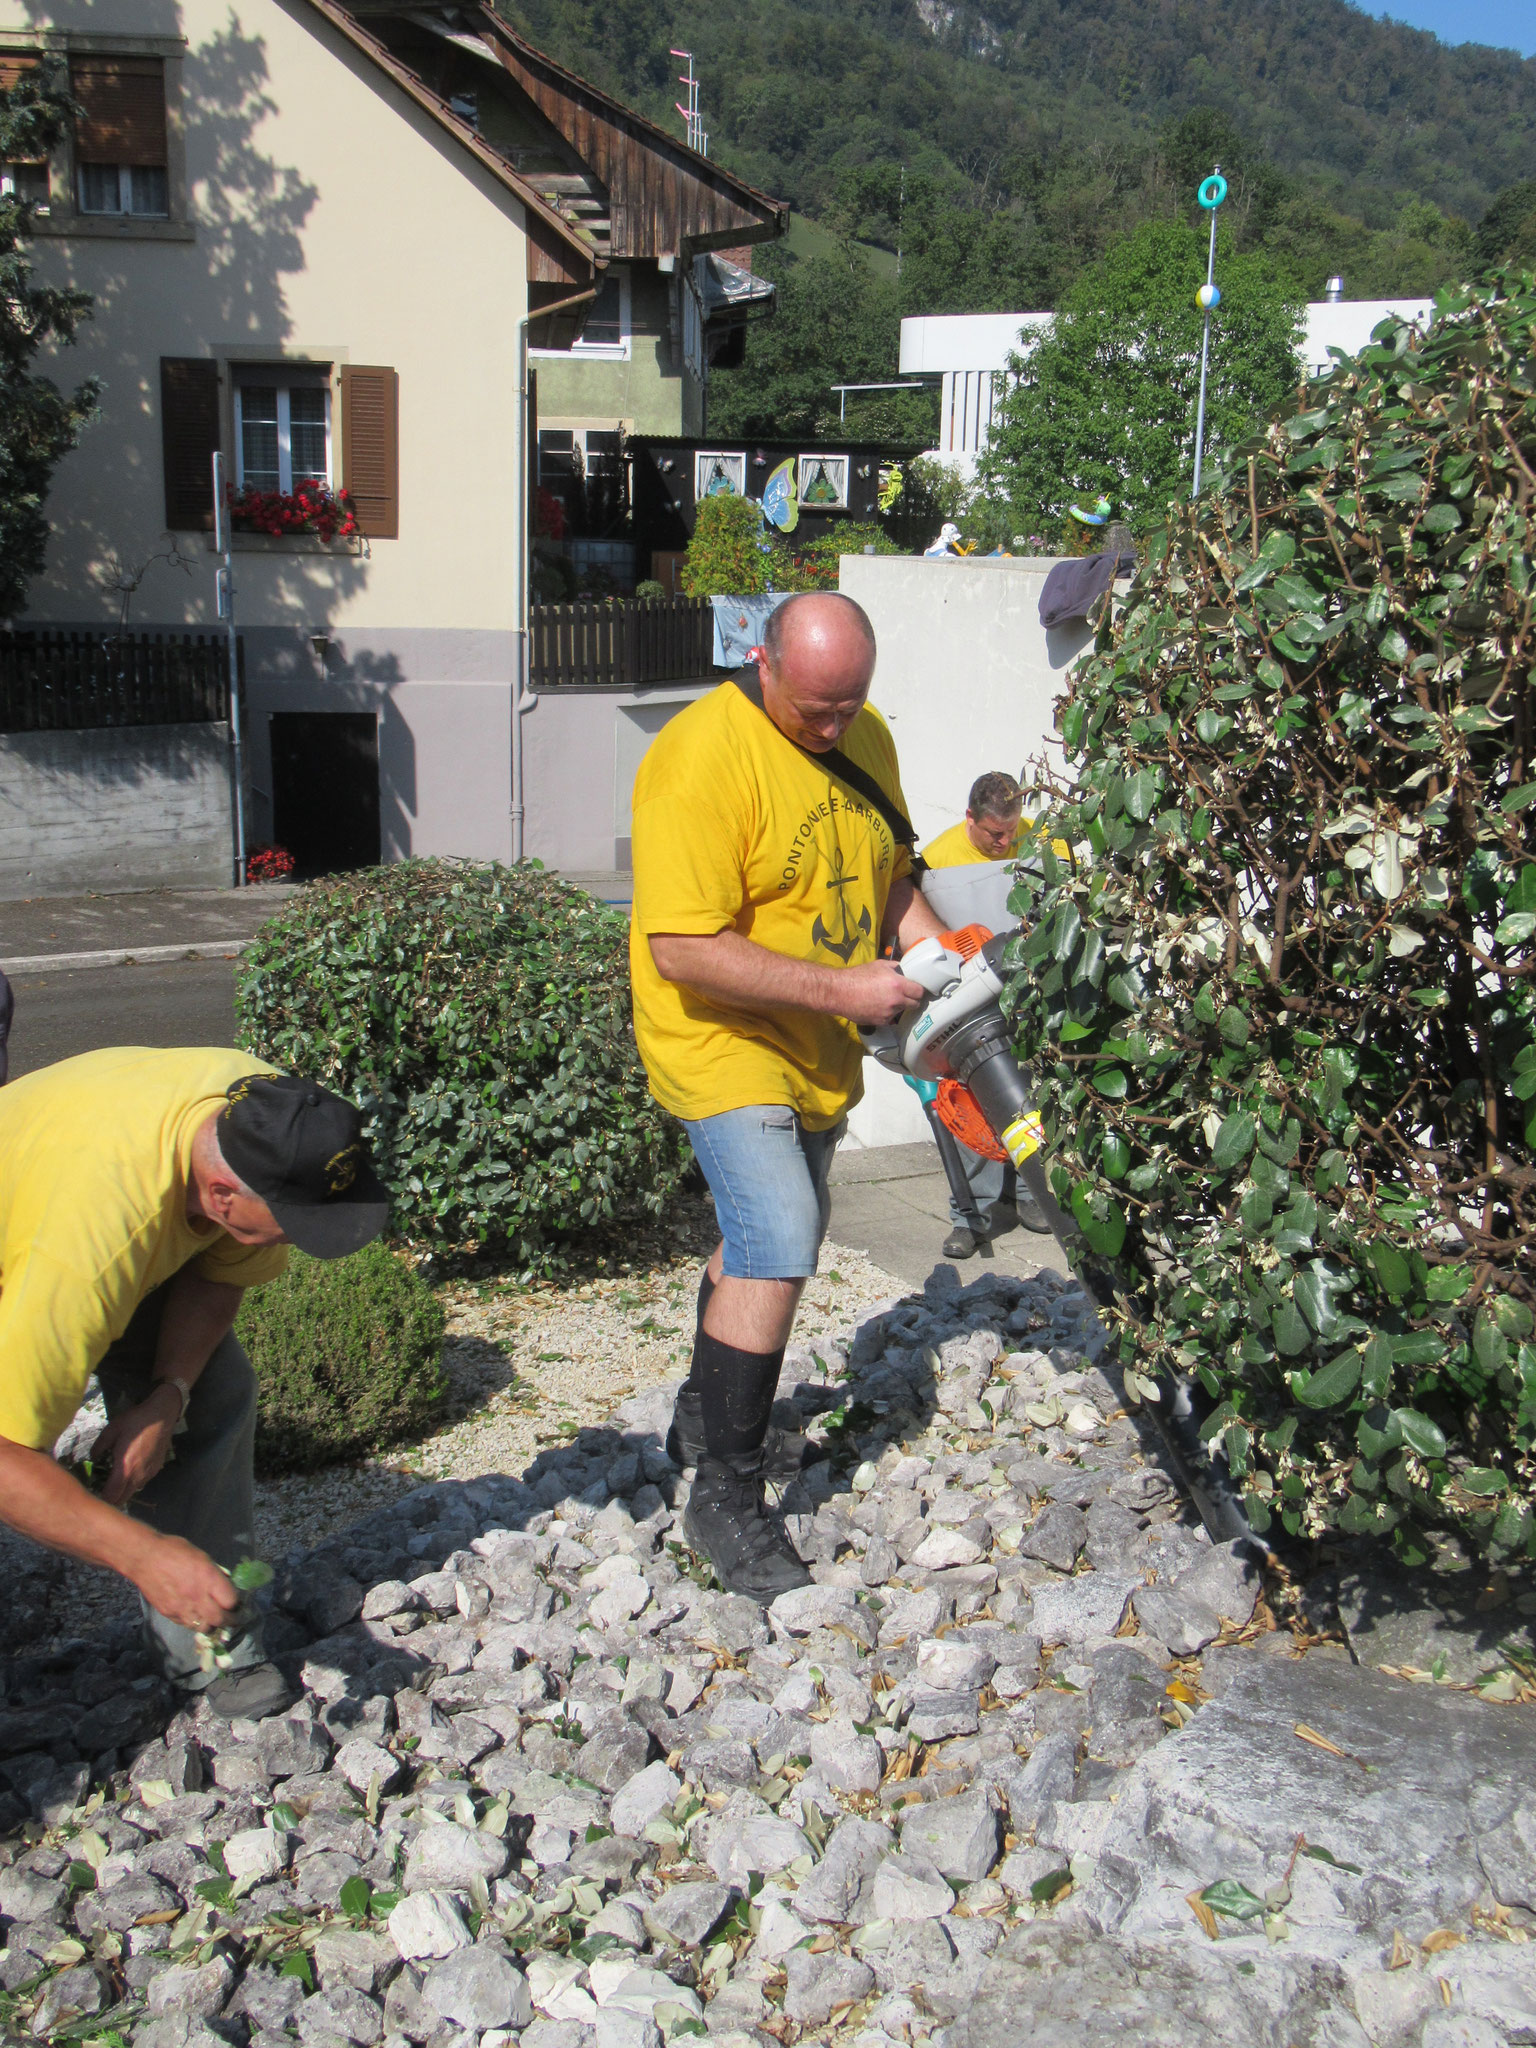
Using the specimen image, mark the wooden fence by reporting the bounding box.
[0,630,233,733]
[529,595,714,691]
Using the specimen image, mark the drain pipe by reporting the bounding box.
[511,313,535,863]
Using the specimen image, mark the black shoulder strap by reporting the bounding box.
[731,667,928,877]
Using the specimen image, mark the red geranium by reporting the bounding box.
[246,843,296,884]
[228,481,360,542]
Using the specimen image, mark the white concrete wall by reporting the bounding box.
[837,553,1099,1147]
[0,723,232,898]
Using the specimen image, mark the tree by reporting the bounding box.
[1474,180,1536,272]
[0,62,97,619]
[977,218,1303,532]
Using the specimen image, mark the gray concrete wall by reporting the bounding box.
[522,681,715,873]
[0,723,234,900]
[837,555,1097,843]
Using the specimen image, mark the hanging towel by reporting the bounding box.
[1038,549,1137,629]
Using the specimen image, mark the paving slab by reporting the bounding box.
[0,883,300,967]
[829,1140,1071,1289]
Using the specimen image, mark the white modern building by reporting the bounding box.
[900,293,1435,476]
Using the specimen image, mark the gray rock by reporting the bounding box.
[334,1739,403,1795]
[898,1791,1001,1883]
[794,1816,893,1922]
[810,1719,883,1794]
[147,1954,235,2020]
[1028,1575,1137,1648]
[258,1715,334,1781]
[642,1880,734,1949]
[907,1689,982,1742]
[1132,1541,1260,1655]
[699,1812,812,1886]
[1019,1504,1088,1574]
[1471,1783,1536,1910]
[295,1983,384,2043]
[387,1890,473,1964]
[609,1760,680,1839]
[403,1822,510,1892]
[1077,1658,1536,1949]
[914,1636,996,1693]
[1336,1563,1536,1686]
[422,1948,533,2031]
[782,1947,875,2026]
[870,1851,955,1920]
[305,1574,366,1636]
[866,1916,956,1995]
[236,1971,308,2032]
[997,1845,1072,1900]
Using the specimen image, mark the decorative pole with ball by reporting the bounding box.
[1191,167,1227,497]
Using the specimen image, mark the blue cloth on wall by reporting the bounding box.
[711,593,786,668]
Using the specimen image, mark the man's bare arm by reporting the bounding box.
[0,1435,238,1631]
[94,1274,245,1507]
[648,931,922,1029]
[882,874,947,952]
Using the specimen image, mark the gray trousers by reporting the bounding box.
[949,1143,1016,1229]
[96,1302,267,1691]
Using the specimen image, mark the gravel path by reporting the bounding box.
[4,1260,1533,2047]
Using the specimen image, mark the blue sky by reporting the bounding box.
[1359,0,1536,56]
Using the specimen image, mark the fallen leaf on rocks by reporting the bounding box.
[1200,1879,1266,1922]
[1187,1891,1220,1940]
[1388,1931,1414,1970]
[1421,1928,1464,1953]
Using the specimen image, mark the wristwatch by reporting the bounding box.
[153,1374,195,1433]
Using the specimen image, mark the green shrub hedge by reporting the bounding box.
[1005,273,1536,1563]
[239,1242,446,1474]
[234,859,691,1266]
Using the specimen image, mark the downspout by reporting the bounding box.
[511,311,534,863]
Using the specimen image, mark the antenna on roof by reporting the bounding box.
[669,48,708,156]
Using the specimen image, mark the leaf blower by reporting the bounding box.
[861,925,1077,1247]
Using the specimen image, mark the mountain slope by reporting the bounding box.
[503,0,1535,225]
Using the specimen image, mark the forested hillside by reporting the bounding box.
[503,0,1536,438]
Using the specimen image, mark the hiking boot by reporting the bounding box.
[196,1660,295,1722]
[943,1223,980,1259]
[683,1454,811,1604]
[665,1385,820,1478]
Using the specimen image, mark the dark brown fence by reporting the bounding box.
[530,596,714,691]
[0,630,233,734]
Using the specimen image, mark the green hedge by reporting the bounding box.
[234,859,690,1267]
[1004,272,1536,1563]
[239,1242,446,1474]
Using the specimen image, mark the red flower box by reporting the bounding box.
[229,482,360,542]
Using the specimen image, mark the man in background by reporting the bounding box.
[926,770,1052,1257]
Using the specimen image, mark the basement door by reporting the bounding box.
[269,711,381,877]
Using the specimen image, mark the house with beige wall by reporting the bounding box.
[1,0,783,877]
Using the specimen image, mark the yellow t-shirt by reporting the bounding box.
[0,1047,291,1450]
[630,681,913,1129]
[924,817,1069,867]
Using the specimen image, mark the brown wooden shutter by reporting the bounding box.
[341,366,399,539]
[160,357,220,531]
[1,54,46,161]
[71,55,166,166]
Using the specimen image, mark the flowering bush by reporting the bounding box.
[246,843,296,885]
[229,482,359,542]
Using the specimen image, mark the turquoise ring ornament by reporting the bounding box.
[1197,282,1221,311]
[1198,172,1227,209]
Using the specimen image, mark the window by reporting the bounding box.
[570,270,631,358]
[71,54,168,219]
[539,426,629,537]
[798,453,849,509]
[235,372,332,493]
[0,160,49,211]
[695,451,745,499]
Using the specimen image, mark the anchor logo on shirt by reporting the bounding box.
[812,847,872,963]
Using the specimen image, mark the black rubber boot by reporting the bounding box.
[666,1386,818,1479]
[683,1451,811,1602]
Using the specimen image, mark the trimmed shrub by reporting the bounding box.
[1005,275,1536,1563]
[682,493,780,596]
[235,859,691,1265]
[238,1242,446,1474]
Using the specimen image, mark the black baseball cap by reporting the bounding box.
[218,1074,390,1259]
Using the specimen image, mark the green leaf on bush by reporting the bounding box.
[1368,1242,1412,1298]
[230,1558,274,1593]
[1501,782,1536,814]
[1300,1845,1362,1874]
[1294,1264,1345,1338]
[1272,1300,1312,1356]
[1459,1467,1508,1495]
[1211,1111,1257,1172]
[1101,1133,1130,1179]
[1425,1265,1473,1302]
[1091,1065,1128,1099]
[279,1952,315,1989]
[1124,768,1160,822]
[1293,1352,1360,1408]
[1395,1409,1448,1460]
[1357,1405,1402,1460]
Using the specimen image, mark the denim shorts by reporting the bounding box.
[683,1105,847,1279]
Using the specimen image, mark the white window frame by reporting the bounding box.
[234,377,334,495]
[532,269,632,362]
[76,161,168,218]
[695,450,745,499]
[797,453,849,509]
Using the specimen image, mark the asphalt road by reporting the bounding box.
[5,959,240,1079]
